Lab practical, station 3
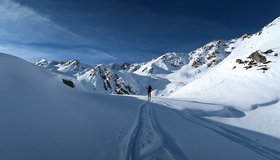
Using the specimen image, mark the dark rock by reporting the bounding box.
[62,79,75,88]
[263,61,271,64]
[191,61,198,68]
[241,33,252,40]
[103,79,111,91]
[232,66,236,70]
[89,69,96,76]
[114,74,135,95]
[274,53,278,57]
[244,65,252,70]
[148,68,154,74]
[225,51,231,54]
[264,49,274,54]
[130,65,140,72]
[236,59,243,64]
[258,67,269,70]
[248,60,257,66]
[142,67,147,72]
[248,51,267,63]
[191,57,204,68]
[257,67,269,73]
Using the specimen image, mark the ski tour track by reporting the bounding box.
[123,98,280,160]
[123,100,188,160]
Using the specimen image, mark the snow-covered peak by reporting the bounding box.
[35,59,59,69]
[156,52,187,65]
[134,52,189,75]
[57,59,90,73]
[61,59,80,67]
[35,59,91,73]
[35,59,48,66]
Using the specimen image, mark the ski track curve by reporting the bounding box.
[155,99,280,160]
[123,99,188,160]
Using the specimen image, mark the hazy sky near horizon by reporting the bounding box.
[0,0,280,64]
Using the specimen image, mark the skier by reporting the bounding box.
[147,85,152,98]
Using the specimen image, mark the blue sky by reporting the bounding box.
[0,0,280,64]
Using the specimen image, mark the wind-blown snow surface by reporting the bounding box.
[2,53,280,160]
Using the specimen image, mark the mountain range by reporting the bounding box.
[35,17,280,100]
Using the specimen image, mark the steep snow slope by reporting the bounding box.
[171,17,280,108]
[2,53,280,160]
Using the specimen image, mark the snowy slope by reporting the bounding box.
[2,53,280,160]
[171,17,280,108]
[0,53,143,159]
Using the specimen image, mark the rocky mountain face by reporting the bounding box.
[35,17,280,96]
[36,59,136,94]
[188,40,230,68]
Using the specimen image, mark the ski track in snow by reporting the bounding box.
[155,99,280,160]
[124,99,188,160]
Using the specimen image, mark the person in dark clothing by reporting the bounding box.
[147,85,152,98]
